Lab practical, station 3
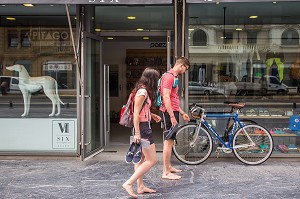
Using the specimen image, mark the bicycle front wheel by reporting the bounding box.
[233,124,274,165]
[173,124,213,165]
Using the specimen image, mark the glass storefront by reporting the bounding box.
[187,1,300,156]
[1,1,300,158]
[0,4,78,153]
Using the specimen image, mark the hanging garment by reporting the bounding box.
[265,51,285,81]
[192,64,198,81]
[266,58,284,81]
[202,67,206,82]
[198,68,203,82]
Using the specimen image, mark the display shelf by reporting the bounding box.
[239,115,290,119]
[271,134,297,137]
[126,49,168,93]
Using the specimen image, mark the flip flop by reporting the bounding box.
[164,124,180,140]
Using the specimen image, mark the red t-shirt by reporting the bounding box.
[135,88,151,122]
[159,69,179,112]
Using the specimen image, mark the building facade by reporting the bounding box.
[0,0,299,159]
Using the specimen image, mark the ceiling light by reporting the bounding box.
[2,5,6,7]
[216,1,220,4]
[50,5,54,7]
[189,28,194,31]
[273,1,277,4]
[127,16,136,20]
[143,37,149,40]
[107,37,114,40]
[249,16,258,19]
[95,28,101,32]
[137,28,144,31]
[6,17,16,21]
[23,4,34,7]
[236,28,243,31]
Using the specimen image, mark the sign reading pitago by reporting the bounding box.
[25,28,73,47]
[1,0,172,4]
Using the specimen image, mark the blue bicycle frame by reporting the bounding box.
[201,113,246,149]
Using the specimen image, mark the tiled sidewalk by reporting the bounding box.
[1,154,299,199]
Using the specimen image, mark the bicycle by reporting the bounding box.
[173,102,274,165]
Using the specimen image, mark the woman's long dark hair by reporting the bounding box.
[132,67,160,104]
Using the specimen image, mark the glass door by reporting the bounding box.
[81,32,105,160]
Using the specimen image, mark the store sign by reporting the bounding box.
[43,63,73,71]
[150,42,167,48]
[52,120,76,149]
[1,0,172,4]
[25,29,73,47]
[0,118,77,152]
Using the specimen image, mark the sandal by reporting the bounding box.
[164,124,180,140]
[278,144,288,153]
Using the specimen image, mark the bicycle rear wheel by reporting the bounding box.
[173,124,213,165]
[233,124,273,165]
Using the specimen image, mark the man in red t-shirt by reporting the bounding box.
[159,57,190,180]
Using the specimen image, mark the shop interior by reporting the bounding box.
[1,2,300,156]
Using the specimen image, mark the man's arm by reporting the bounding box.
[162,88,178,125]
[179,106,190,122]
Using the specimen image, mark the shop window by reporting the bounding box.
[21,30,30,47]
[8,30,18,48]
[224,31,233,44]
[193,29,207,46]
[247,32,257,44]
[281,28,299,45]
[43,61,75,90]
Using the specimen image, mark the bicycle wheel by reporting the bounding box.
[232,124,273,165]
[173,124,213,165]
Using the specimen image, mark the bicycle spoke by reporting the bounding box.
[173,124,213,165]
[233,124,273,165]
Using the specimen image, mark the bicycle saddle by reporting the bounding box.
[227,102,245,109]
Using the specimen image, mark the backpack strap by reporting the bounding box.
[132,90,148,114]
[157,71,176,108]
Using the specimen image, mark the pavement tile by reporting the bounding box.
[0,157,299,199]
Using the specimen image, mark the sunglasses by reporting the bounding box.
[183,64,189,70]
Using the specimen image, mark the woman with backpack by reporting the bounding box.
[122,67,161,198]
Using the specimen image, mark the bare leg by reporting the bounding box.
[162,139,181,180]
[123,144,157,197]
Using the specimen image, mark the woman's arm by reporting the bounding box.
[133,94,146,143]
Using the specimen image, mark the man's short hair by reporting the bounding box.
[176,57,190,69]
